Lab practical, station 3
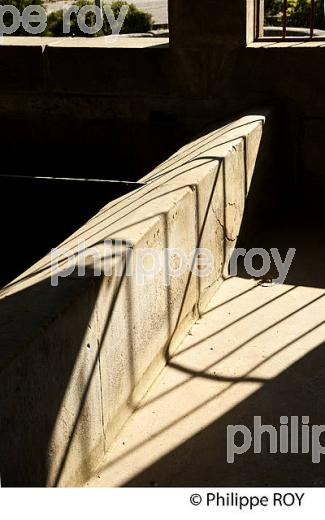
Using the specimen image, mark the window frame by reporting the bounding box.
[255,0,325,41]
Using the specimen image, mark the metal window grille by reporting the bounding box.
[256,0,325,40]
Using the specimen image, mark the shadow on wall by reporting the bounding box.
[0,113,278,486]
[0,177,141,288]
[116,168,325,488]
[97,217,325,488]
[1,111,182,184]
[0,275,102,486]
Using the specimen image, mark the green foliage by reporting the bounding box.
[45,0,100,37]
[45,9,64,37]
[0,0,43,9]
[265,0,325,29]
[108,1,152,34]
[264,0,283,16]
[0,0,44,36]
[44,1,153,37]
[289,0,325,28]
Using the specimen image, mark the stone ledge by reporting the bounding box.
[0,35,169,48]
[0,110,273,486]
[0,35,169,93]
[249,40,325,48]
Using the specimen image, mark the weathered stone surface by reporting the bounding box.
[0,111,272,486]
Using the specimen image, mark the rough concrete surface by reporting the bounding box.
[1,0,323,488]
[86,270,325,486]
[0,112,271,486]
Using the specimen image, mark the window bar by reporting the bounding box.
[256,0,261,39]
[310,0,316,38]
[283,0,288,38]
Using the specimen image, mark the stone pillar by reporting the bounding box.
[169,0,256,49]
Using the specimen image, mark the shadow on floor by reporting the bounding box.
[122,213,325,487]
[125,340,325,487]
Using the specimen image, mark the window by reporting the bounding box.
[0,0,168,38]
[257,0,325,40]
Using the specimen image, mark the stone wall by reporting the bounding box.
[0,1,321,203]
[0,110,274,486]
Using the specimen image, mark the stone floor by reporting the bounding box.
[86,217,325,487]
